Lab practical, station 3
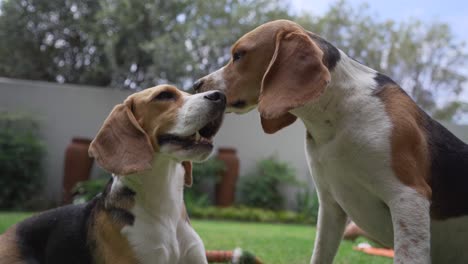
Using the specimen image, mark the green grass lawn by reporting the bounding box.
[0,213,391,264]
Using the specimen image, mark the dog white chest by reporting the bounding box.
[117,162,186,264]
[122,204,181,264]
[295,84,400,247]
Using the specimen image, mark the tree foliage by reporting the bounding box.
[0,0,289,89]
[0,0,467,120]
[0,0,110,85]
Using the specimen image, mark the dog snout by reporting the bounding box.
[192,79,204,92]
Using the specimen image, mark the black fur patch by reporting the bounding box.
[101,177,136,226]
[307,33,341,70]
[374,72,396,87]
[16,199,97,264]
[13,177,138,263]
[120,186,136,197]
[423,116,468,219]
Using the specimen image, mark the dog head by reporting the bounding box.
[89,85,226,184]
[193,19,330,133]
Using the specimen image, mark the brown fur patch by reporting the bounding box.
[91,211,137,264]
[0,225,26,264]
[375,85,432,198]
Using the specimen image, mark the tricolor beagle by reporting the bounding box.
[194,20,468,264]
[0,85,226,264]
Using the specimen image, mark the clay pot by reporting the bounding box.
[62,137,94,204]
[215,147,240,207]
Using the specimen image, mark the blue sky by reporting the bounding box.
[290,0,468,41]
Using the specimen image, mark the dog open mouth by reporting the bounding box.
[158,114,224,149]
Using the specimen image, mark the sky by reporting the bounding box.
[290,0,468,41]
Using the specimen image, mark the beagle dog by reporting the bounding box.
[194,20,468,264]
[0,85,226,264]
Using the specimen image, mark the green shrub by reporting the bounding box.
[190,157,224,194]
[295,188,319,225]
[238,156,298,210]
[72,177,109,204]
[189,205,315,224]
[0,113,45,210]
[185,157,224,210]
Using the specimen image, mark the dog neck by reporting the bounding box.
[110,154,185,226]
[290,50,379,145]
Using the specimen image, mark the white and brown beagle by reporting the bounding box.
[194,20,468,264]
[0,85,226,264]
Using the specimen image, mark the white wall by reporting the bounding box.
[0,78,132,203]
[0,78,313,206]
[1,78,467,208]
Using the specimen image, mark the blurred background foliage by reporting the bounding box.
[0,0,467,120]
[0,113,45,210]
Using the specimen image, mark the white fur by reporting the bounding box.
[166,92,218,138]
[162,90,221,161]
[204,66,227,91]
[388,189,431,264]
[116,155,207,264]
[290,52,432,263]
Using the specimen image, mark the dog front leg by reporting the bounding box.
[178,223,208,264]
[180,243,207,264]
[310,197,347,264]
[389,191,431,264]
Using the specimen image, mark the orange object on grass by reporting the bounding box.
[353,246,395,258]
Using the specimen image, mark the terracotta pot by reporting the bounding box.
[62,137,94,204]
[215,147,240,207]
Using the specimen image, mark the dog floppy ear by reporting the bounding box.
[89,98,154,175]
[258,30,330,134]
[182,161,193,187]
[260,114,298,134]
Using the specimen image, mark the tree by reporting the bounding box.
[0,0,111,86]
[0,0,290,89]
[297,0,468,121]
[0,0,467,120]
[97,0,290,89]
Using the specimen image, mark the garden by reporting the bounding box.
[0,112,392,263]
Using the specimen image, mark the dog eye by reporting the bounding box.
[232,51,245,62]
[154,91,176,101]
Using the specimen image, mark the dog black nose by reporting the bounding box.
[192,79,204,92]
[204,91,226,104]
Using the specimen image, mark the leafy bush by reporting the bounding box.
[0,113,45,210]
[238,157,298,210]
[72,177,109,204]
[296,188,320,225]
[185,157,224,209]
[189,206,315,225]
